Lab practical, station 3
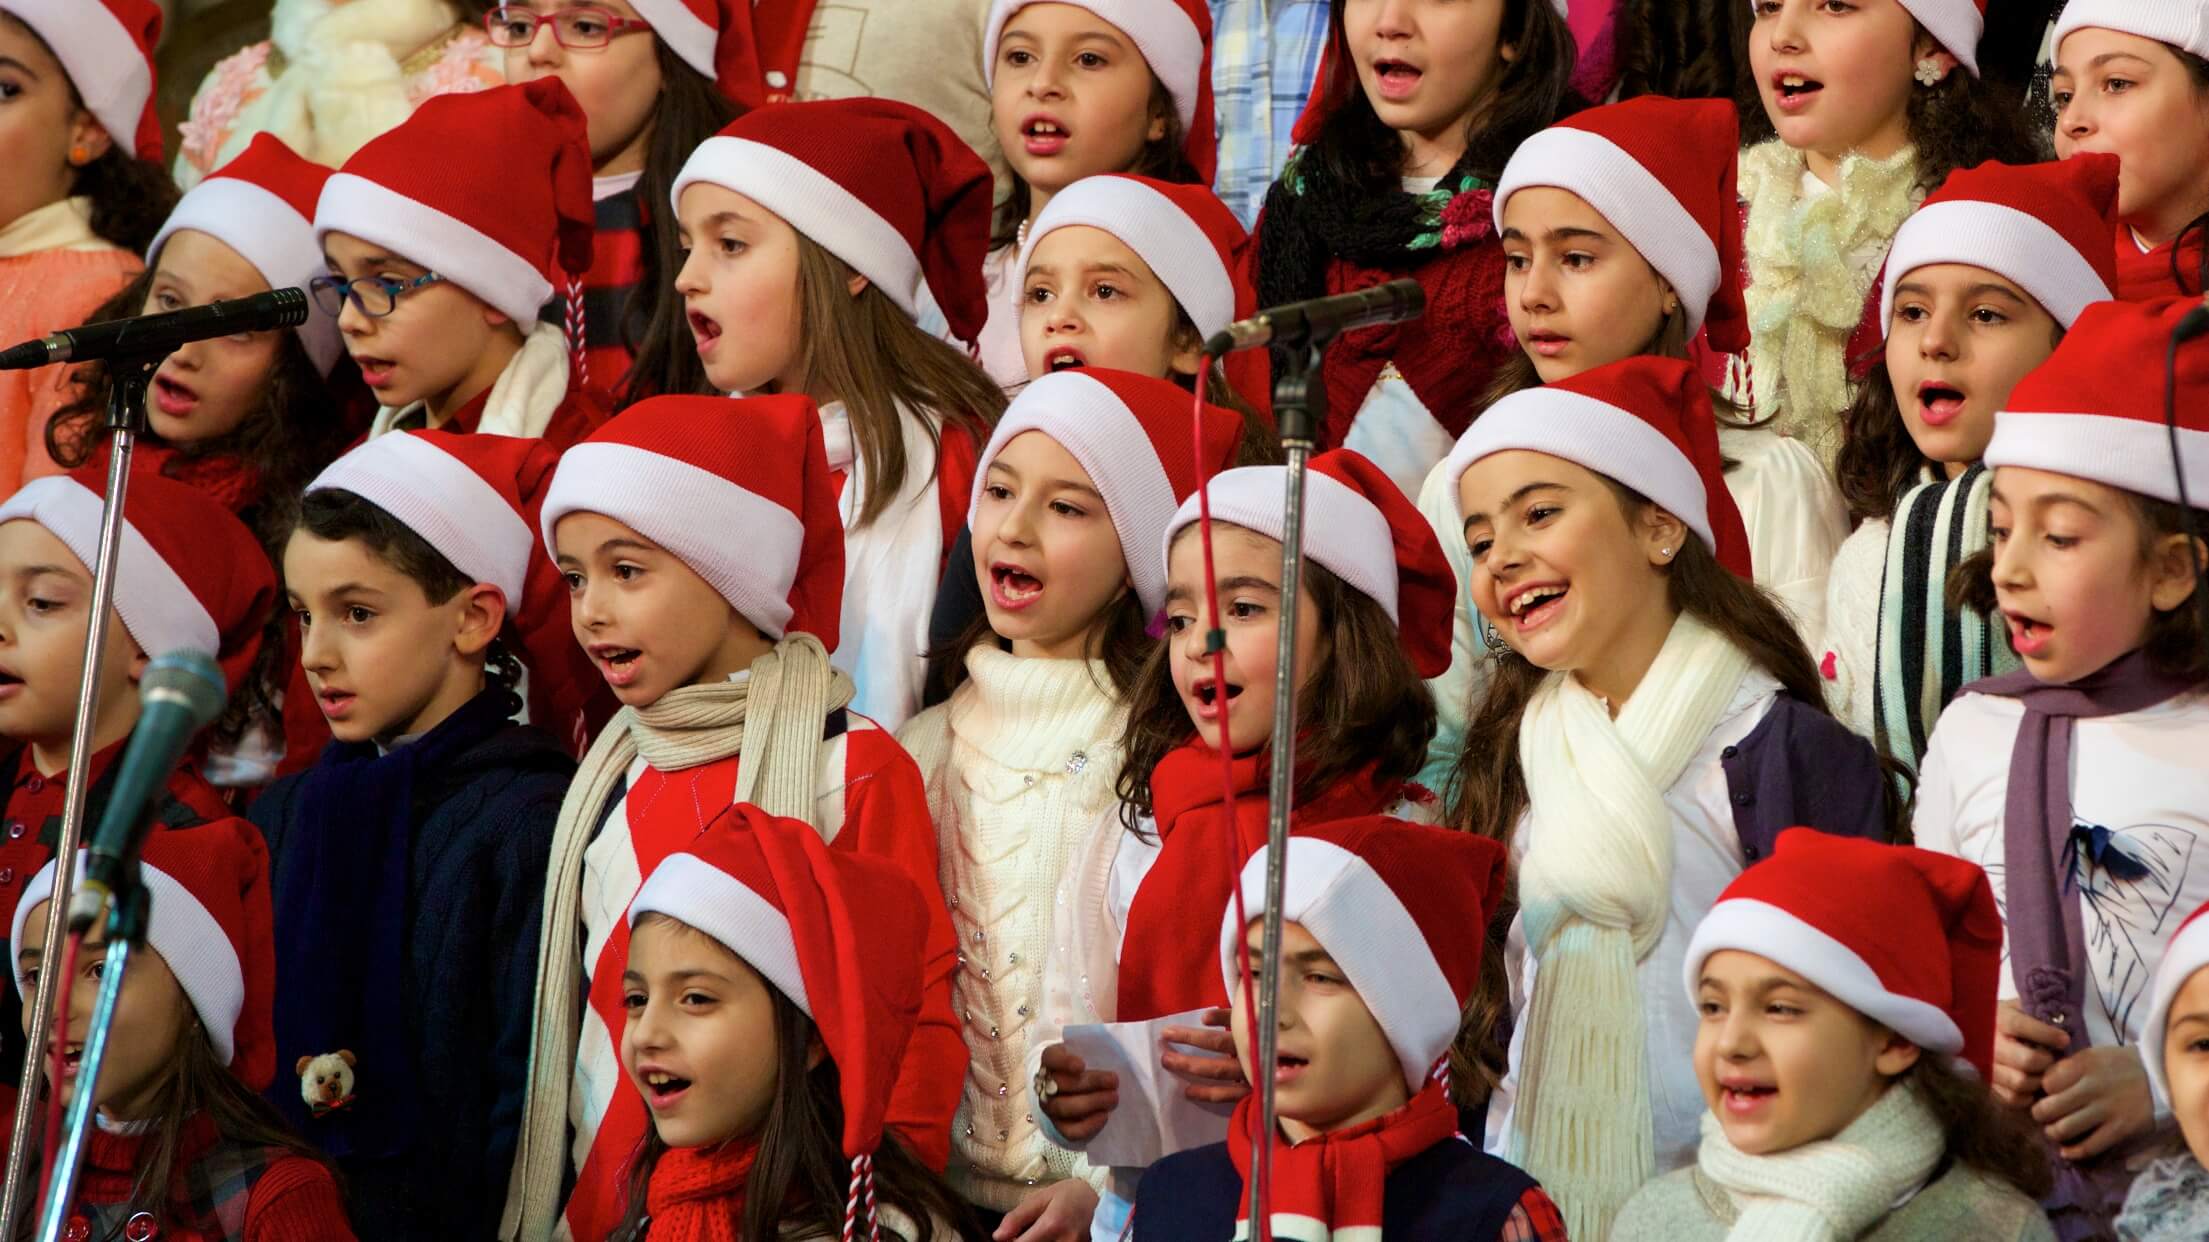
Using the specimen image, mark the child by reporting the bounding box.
[976,0,1215,385]
[667,98,1006,729]
[1134,815,1564,1240]
[0,467,274,1101]
[11,821,355,1237]
[1249,0,1575,495]
[314,77,609,446]
[1418,93,1850,786]
[504,394,962,1242]
[616,805,967,1240]
[0,0,176,492]
[1824,155,2122,768]
[2051,2,2209,300]
[2117,901,2209,1239]
[1914,297,2209,1239]
[1442,356,1893,1238]
[1614,828,2056,1240]
[494,0,741,399]
[1740,0,2040,465]
[898,368,1243,1230]
[249,429,586,1238]
[1031,448,1455,1236]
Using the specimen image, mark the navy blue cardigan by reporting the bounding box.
[1134,1135,1538,1241]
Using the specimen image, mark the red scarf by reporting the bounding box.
[644,1140,758,1242]
[1228,1082,1460,1239]
[2114,221,2206,301]
[1116,743,1400,1021]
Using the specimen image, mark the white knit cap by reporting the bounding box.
[1895,0,1988,75]
[0,476,218,662]
[2054,0,2209,60]
[2141,902,2209,1110]
[982,0,1207,134]
[306,432,541,608]
[1015,175,1237,336]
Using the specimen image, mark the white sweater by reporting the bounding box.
[896,646,1126,1212]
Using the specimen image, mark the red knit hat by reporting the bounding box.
[152,134,342,374]
[1896,0,1990,75]
[1215,816,1506,1092]
[315,79,595,329]
[982,0,1218,180]
[1683,829,2002,1080]
[1495,97,1750,355]
[2140,900,2209,1110]
[0,467,275,694]
[1442,355,1757,579]
[1015,174,1268,407]
[1881,155,2122,331]
[628,0,810,106]
[15,818,278,1089]
[1163,449,1456,677]
[971,368,1244,614]
[629,805,930,1238]
[1984,297,2209,507]
[671,99,996,347]
[2,0,162,160]
[1291,0,1565,145]
[540,395,844,646]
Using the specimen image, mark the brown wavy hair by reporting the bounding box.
[1904,1053,2053,1199]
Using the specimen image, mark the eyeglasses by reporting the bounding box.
[484,5,654,49]
[309,272,445,319]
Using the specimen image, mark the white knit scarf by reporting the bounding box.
[1507,612,1754,1241]
[1699,1080,1946,1242]
[369,320,573,440]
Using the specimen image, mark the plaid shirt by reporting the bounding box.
[1498,1186,1572,1242]
[1209,0,1330,225]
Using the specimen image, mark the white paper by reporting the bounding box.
[1062,1009,1237,1167]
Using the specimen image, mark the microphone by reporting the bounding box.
[0,288,309,371]
[1204,279,1426,355]
[65,650,228,933]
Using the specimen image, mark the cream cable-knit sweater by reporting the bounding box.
[897,646,1126,1211]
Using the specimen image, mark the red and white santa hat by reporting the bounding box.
[972,368,1244,614]
[1984,297,2209,506]
[626,0,809,106]
[1442,355,1756,579]
[315,79,595,329]
[0,0,163,160]
[1495,96,1750,354]
[541,395,844,646]
[671,99,996,347]
[1881,155,2122,332]
[0,467,275,694]
[151,134,342,375]
[15,818,278,1089]
[2139,900,2209,1110]
[983,0,1217,180]
[1163,449,1456,677]
[630,805,929,1236]
[2054,0,2209,61]
[1215,816,1507,1093]
[1684,828,2002,1080]
[1892,0,1990,75]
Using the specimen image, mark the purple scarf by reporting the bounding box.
[1968,647,2196,1240]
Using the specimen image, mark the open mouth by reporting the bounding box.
[990,562,1044,608]
[2005,611,2052,656]
[1373,58,1422,93]
[1720,1081,1776,1113]
[640,1069,692,1107]
[1044,346,1086,372]
[687,310,722,349]
[1273,1052,1310,1082]
[317,687,356,714]
[1022,114,1071,155]
[1772,72,1823,106]
[0,668,23,689]
[1193,677,1243,708]
[56,1045,82,1078]
[1916,380,1967,426]
[352,354,396,384]
[152,374,198,416]
[1506,583,1569,631]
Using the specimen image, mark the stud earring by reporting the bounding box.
[1660,547,1674,560]
[1915,55,1948,86]
[66,143,90,166]
[1663,297,1680,317]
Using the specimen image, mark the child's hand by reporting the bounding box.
[2034,1044,2157,1161]
[1993,1001,2069,1108]
[994,1177,1099,1242]
[1037,1043,1118,1142]
[1160,1008,1249,1105]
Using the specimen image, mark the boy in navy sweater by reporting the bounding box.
[249,430,580,1239]
[1134,816,1566,1241]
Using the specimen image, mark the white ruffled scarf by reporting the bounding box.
[1506,613,1755,1240]
[368,320,571,439]
[1700,1081,1946,1242]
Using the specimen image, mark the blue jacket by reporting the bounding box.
[1134,1135,1538,1241]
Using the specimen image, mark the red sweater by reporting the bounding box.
[2115,221,2207,301]
[48,1113,353,1241]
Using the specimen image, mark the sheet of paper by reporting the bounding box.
[1061,1009,1237,1167]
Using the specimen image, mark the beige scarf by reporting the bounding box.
[0,198,115,259]
[1507,613,1754,1241]
[1700,1081,1945,1242]
[500,635,853,1240]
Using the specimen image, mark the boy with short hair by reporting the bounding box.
[1134,816,1566,1240]
[249,429,582,1239]
[313,78,605,447]
[503,394,962,1242]
[0,467,275,1103]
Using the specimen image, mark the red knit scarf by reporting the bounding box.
[1116,743,1400,1021]
[1228,1082,1459,1240]
[2114,220,2207,301]
[643,1140,758,1242]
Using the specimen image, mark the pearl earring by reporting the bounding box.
[1914,56,1947,86]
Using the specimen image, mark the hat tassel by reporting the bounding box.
[564,274,591,391]
[842,1152,881,1242]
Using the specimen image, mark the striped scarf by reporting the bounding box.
[1872,466,2018,771]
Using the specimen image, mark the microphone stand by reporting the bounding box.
[0,353,161,1238]
[33,887,147,1242]
[1241,338,1328,1238]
